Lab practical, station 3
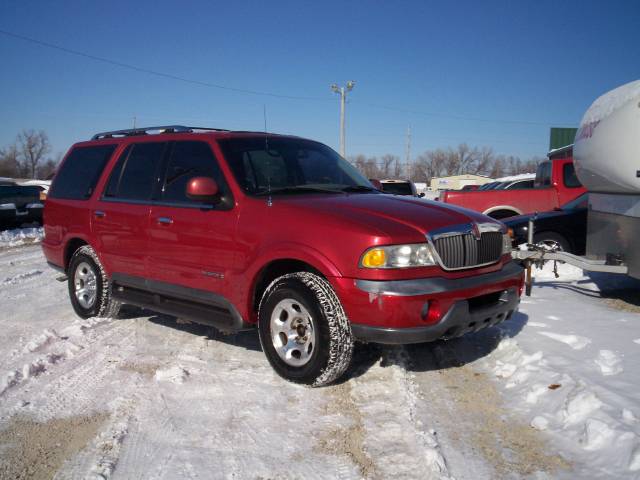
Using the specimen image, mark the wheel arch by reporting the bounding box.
[250,258,325,320]
[63,237,90,272]
[483,205,523,219]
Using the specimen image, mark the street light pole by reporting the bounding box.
[331,81,355,158]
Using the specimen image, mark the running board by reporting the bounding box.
[111,281,250,333]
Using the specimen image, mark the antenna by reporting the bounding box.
[263,104,269,150]
[263,104,272,206]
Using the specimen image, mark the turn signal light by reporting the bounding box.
[361,248,386,268]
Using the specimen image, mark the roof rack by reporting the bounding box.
[91,125,229,140]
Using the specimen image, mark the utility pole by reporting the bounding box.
[405,125,412,164]
[133,115,137,129]
[331,81,355,158]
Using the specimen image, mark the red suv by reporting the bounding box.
[43,126,524,386]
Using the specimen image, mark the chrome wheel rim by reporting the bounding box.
[74,261,97,309]
[270,299,316,367]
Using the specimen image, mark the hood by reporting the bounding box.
[271,193,503,238]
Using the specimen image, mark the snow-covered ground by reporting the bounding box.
[0,226,43,248]
[1,234,640,478]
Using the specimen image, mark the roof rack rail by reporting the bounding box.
[91,125,229,140]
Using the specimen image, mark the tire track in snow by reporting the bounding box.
[329,346,452,480]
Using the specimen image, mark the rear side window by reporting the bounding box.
[104,142,167,201]
[563,163,582,188]
[49,145,116,200]
[534,162,552,188]
[160,141,229,205]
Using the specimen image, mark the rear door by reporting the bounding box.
[147,140,238,295]
[92,141,167,277]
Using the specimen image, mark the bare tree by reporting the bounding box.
[379,154,396,177]
[0,144,20,177]
[17,130,51,179]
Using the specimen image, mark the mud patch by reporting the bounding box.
[602,290,640,313]
[0,413,107,480]
[419,351,571,478]
[318,382,376,478]
[119,361,161,377]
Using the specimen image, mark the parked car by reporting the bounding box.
[43,125,523,386]
[378,179,424,197]
[504,193,588,254]
[440,146,586,219]
[0,185,44,229]
[19,179,51,201]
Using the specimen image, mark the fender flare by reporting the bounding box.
[482,205,523,217]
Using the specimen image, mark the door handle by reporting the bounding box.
[94,210,105,218]
[157,217,173,225]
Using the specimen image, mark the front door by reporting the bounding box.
[147,140,239,297]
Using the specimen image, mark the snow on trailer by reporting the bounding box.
[514,79,640,285]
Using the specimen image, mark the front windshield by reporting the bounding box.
[562,193,588,210]
[218,137,375,195]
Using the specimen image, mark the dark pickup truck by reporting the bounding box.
[0,185,44,229]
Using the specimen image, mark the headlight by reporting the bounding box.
[502,233,512,254]
[360,243,436,268]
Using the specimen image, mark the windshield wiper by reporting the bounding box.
[255,186,341,196]
[341,185,377,193]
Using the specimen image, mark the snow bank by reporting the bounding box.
[0,227,44,247]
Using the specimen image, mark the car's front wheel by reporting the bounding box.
[67,245,121,319]
[258,272,353,386]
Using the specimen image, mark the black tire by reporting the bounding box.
[258,272,353,387]
[67,245,121,319]
[533,231,571,253]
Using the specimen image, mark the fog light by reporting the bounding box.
[420,302,430,321]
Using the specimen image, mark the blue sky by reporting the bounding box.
[0,0,638,161]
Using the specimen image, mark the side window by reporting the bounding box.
[49,145,116,200]
[161,141,229,204]
[563,163,582,188]
[104,143,166,201]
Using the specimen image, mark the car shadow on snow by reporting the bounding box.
[532,271,640,302]
[138,308,529,381]
[342,310,530,382]
[146,313,263,352]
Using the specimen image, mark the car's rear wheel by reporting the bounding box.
[67,245,121,319]
[258,272,353,386]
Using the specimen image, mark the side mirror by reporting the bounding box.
[419,192,425,197]
[186,177,220,203]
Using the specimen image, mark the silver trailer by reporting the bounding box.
[515,80,640,289]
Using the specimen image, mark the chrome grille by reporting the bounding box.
[433,231,502,269]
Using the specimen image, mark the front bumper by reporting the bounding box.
[331,261,524,344]
[351,287,519,344]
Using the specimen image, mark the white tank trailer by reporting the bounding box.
[574,80,640,279]
[513,80,639,289]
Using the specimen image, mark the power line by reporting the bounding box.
[0,28,577,128]
[0,29,329,102]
